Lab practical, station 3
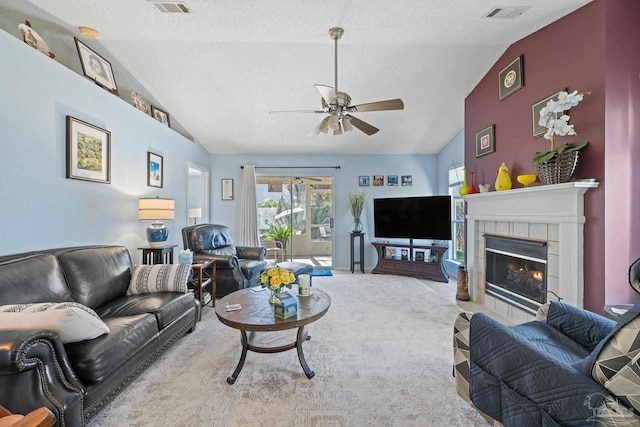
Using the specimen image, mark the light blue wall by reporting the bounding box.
[0,28,209,262]
[208,154,442,269]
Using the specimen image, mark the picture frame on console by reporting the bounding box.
[74,38,117,93]
[147,152,163,188]
[475,125,495,157]
[498,55,523,100]
[66,116,111,184]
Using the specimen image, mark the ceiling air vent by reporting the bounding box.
[483,6,531,19]
[149,1,191,13]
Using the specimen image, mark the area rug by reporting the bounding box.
[311,269,333,277]
[87,272,487,427]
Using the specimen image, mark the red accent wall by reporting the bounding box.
[464,0,640,311]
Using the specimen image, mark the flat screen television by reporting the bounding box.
[373,195,452,240]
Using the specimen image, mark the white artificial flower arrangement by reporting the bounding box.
[538,90,587,144]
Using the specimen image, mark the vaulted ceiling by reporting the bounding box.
[1,0,591,154]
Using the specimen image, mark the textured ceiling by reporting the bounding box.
[1,0,591,154]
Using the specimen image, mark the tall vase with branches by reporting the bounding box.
[348,192,367,233]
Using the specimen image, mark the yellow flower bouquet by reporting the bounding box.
[260,266,295,302]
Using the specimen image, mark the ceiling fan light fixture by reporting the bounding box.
[342,117,354,133]
[327,113,340,131]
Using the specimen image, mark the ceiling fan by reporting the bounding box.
[270,27,404,136]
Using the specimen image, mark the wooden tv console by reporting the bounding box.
[371,241,449,282]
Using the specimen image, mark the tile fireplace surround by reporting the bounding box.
[463,181,599,324]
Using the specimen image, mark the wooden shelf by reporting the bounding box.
[371,242,449,282]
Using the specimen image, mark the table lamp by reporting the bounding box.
[188,207,202,225]
[139,197,175,247]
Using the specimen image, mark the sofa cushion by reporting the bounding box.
[0,254,74,304]
[128,263,191,295]
[57,246,133,310]
[64,313,159,384]
[96,292,196,330]
[0,302,109,343]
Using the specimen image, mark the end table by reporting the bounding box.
[138,245,177,265]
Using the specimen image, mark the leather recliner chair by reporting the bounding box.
[182,224,267,297]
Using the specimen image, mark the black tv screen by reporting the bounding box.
[373,196,452,240]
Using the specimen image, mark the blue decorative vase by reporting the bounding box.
[351,218,363,233]
[146,221,168,248]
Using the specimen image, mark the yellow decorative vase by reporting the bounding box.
[459,168,469,195]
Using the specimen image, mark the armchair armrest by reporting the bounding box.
[193,253,240,270]
[0,329,84,425]
[546,301,615,351]
[236,246,266,260]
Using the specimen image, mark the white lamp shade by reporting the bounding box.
[188,208,202,218]
[139,198,175,221]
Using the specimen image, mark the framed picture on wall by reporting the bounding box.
[401,175,412,186]
[66,116,111,184]
[147,152,163,188]
[476,125,495,157]
[222,178,234,200]
[359,176,370,186]
[151,106,171,127]
[498,55,523,100]
[532,90,565,138]
[74,38,118,93]
[387,175,398,186]
[373,175,384,186]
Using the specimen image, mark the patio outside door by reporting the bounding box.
[255,176,332,267]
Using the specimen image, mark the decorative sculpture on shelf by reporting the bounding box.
[495,163,512,191]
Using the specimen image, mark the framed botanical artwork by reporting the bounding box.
[498,56,523,100]
[476,125,495,157]
[147,152,163,188]
[532,90,565,138]
[74,38,118,92]
[401,175,412,186]
[151,106,171,127]
[359,176,370,186]
[66,116,111,184]
[373,175,384,186]
[222,178,234,200]
[387,175,398,186]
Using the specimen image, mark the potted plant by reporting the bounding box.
[262,223,293,250]
[533,90,589,185]
[348,191,367,233]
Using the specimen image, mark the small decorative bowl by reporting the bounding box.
[517,174,537,187]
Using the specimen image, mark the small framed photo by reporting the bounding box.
[476,125,495,158]
[387,175,398,186]
[222,178,234,200]
[429,251,438,263]
[401,175,412,186]
[151,106,171,127]
[66,116,111,184]
[359,176,370,186]
[415,251,425,262]
[385,248,396,258]
[74,38,117,92]
[532,90,565,138]
[147,152,163,188]
[401,249,409,260]
[373,175,384,186]
[498,55,523,100]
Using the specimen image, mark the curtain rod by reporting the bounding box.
[240,165,340,170]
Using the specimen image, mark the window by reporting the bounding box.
[448,166,465,263]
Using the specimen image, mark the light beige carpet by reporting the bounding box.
[87,272,487,427]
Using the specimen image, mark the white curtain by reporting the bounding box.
[238,165,261,246]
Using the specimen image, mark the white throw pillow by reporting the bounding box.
[128,262,192,295]
[0,302,110,343]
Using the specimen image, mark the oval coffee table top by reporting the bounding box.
[215,286,331,332]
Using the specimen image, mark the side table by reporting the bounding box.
[189,260,217,320]
[139,245,178,265]
[350,232,365,273]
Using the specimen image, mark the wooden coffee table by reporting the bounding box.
[215,286,331,384]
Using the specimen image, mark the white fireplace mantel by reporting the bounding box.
[462,181,598,323]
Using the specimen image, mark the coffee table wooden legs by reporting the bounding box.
[226,327,314,384]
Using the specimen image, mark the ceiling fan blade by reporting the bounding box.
[269,109,325,114]
[315,84,337,106]
[345,114,379,135]
[348,98,404,113]
[307,116,330,136]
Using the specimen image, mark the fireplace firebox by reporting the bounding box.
[485,235,548,314]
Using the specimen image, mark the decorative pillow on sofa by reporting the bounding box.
[0,302,110,343]
[128,262,191,295]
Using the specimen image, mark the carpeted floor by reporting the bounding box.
[87,272,487,427]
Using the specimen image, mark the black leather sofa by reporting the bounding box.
[0,246,199,426]
[182,224,267,297]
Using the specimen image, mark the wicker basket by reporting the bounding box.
[535,150,579,185]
